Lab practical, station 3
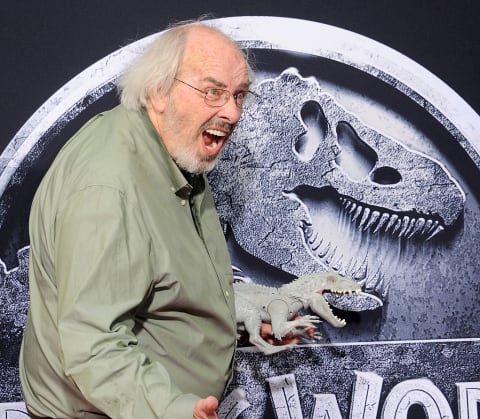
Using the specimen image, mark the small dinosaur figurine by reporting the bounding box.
[234,271,361,355]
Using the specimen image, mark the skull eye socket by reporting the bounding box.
[371,166,402,185]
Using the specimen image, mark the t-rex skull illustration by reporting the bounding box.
[209,68,465,296]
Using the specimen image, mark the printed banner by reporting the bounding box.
[1,16,478,418]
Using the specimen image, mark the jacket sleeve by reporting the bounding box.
[54,185,198,419]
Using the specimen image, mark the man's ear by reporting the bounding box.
[149,87,168,113]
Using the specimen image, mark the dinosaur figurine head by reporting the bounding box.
[285,271,361,295]
[281,271,361,328]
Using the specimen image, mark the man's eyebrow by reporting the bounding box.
[202,77,251,91]
[201,77,227,88]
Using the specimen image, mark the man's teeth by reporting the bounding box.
[206,129,226,137]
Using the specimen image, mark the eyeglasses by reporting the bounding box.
[174,78,257,108]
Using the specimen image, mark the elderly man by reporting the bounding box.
[20,21,254,419]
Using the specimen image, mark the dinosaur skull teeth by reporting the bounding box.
[302,223,370,280]
[339,197,445,241]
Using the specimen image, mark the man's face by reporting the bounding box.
[153,28,251,174]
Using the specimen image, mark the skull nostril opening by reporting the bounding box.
[371,166,402,185]
[335,121,377,181]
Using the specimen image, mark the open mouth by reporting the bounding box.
[300,196,446,271]
[203,128,228,156]
[319,287,361,325]
[323,290,383,312]
[315,282,381,319]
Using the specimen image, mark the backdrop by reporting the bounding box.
[1,1,479,418]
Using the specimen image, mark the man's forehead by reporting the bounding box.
[180,34,249,84]
[186,43,242,64]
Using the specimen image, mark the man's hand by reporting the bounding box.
[260,315,316,346]
[193,395,219,419]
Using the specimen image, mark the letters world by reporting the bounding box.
[219,339,480,419]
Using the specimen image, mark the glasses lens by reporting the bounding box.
[203,88,256,108]
[234,92,246,107]
[204,89,228,107]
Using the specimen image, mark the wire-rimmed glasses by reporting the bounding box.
[174,78,257,108]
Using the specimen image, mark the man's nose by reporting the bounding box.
[217,95,243,124]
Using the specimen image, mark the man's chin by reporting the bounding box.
[197,156,219,174]
[175,154,219,175]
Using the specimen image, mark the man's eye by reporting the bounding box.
[235,92,246,100]
[206,89,224,100]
